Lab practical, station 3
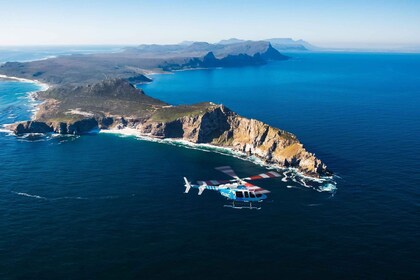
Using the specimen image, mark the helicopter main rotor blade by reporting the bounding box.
[243,182,271,194]
[242,171,281,181]
[197,180,231,186]
[215,166,238,178]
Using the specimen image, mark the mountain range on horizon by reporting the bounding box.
[218,38,318,51]
[177,38,318,51]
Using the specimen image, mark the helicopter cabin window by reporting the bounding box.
[249,192,256,198]
[236,191,244,198]
[244,192,249,198]
[256,193,262,198]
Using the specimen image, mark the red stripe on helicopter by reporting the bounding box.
[243,182,270,194]
[243,171,281,181]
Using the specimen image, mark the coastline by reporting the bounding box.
[0,74,50,121]
[100,127,337,192]
[0,70,336,192]
[0,74,50,91]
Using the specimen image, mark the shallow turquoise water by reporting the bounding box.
[0,52,419,279]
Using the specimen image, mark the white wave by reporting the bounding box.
[0,74,50,120]
[16,133,51,142]
[0,74,49,91]
[0,128,13,135]
[20,133,46,137]
[11,190,137,201]
[317,183,337,193]
[52,196,88,200]
[12,191,47,200]
[101,128,244,157]
[281,170,290,182]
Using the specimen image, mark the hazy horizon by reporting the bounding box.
[1,0,420,50]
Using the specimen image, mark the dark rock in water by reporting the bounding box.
[8,119,99,135]
[98,117,114,129]
[10,121,53,134]
[52,118,99,134]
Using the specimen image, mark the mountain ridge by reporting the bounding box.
[0,40,288,86]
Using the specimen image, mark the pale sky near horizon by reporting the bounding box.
[1,0,419,49]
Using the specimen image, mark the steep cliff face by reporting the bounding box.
[132,104,330,177]
[9,118,99,135]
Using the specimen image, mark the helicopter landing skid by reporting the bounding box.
[223,201,261,210]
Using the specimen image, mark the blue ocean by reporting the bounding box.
[0,52,419,279]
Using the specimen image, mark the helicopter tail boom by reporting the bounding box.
[198,186,206,195]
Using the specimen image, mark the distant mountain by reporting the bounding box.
[265,38,318,51]
[178,40,195,46]
[123,40,289,70]
[0,40,289,85]
[218,38,246,45]
[217,37,318,51]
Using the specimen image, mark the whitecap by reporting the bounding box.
[0,128,12,134]
[0,74,50,120]
[12,191,47,200]
[52,196,88,200]
[317,183,337,193]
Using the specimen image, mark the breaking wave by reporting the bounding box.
[12,191,47,200]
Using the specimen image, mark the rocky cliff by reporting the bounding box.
[133,104,331,177]
[6,80,331,178]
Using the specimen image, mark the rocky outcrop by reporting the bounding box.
[11,121,54,134]
[133,104,331,177]
[9,118,99,135]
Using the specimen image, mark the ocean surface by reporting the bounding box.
[0,52,419,279]
[0,46,124,64]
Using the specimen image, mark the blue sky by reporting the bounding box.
[1,0,419,48]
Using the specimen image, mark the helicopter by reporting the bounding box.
[183,166,281,210]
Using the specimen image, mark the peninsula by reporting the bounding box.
[0,40,331,178]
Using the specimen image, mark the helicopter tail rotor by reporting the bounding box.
[183,177,192,193]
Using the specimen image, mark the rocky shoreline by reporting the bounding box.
[6,83,332,178]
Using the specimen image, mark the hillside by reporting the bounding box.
[0,41,288,86]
